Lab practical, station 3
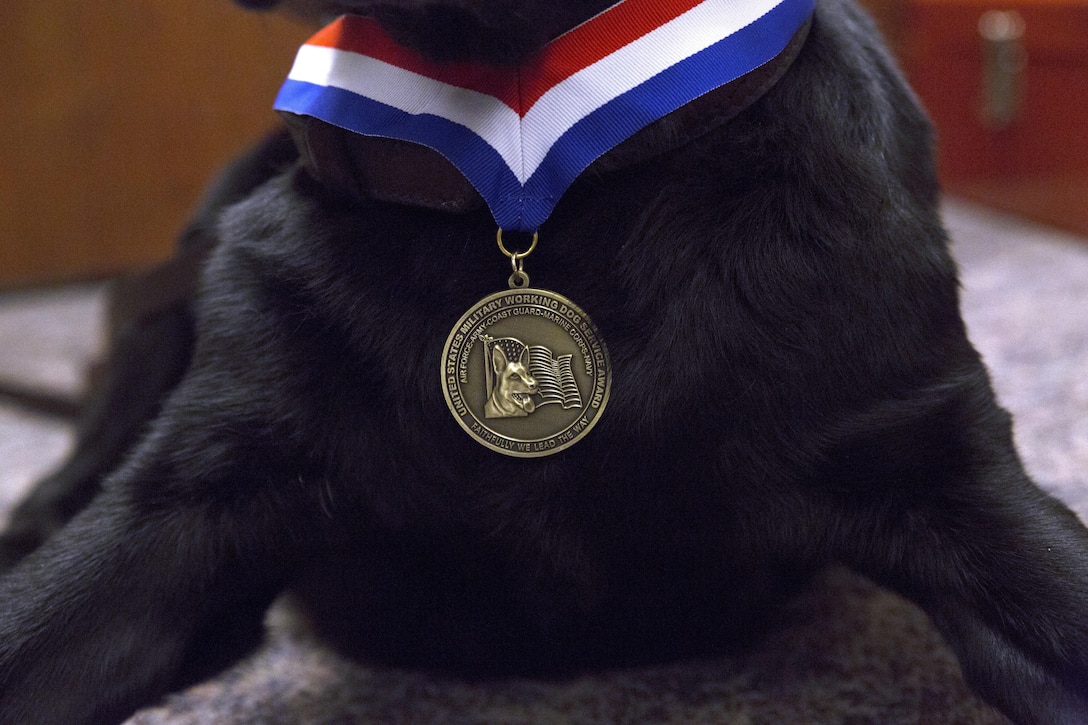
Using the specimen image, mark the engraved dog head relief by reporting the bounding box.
[483,336,538,418]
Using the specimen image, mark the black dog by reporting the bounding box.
[2,0,1087,722]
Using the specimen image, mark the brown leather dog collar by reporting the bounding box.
[280,15,811,215]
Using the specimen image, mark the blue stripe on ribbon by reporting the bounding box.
[276,79,525,218]
[275,0,813,230]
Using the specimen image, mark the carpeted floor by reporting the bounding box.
[0,198,1085,723]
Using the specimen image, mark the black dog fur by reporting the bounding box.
[2,0,1087,722]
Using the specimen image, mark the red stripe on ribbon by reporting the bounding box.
[522,0,704,109]
[306,17,520,109]
[302,0,705,116]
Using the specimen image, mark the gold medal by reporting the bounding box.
[441,232,611,457]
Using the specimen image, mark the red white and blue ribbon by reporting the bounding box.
[274,0,815,231]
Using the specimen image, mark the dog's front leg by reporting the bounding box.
[0,392,320,724]
[906,493,1088,724]
[819,382,1088,723]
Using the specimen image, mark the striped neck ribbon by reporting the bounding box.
[274,0,815,232]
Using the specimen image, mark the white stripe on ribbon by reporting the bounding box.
[286,48,524,177]
[520,0,783,179]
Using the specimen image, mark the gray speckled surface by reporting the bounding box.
[948,200,1088,520]
[1,199,1084,723]
[0,283,105,525]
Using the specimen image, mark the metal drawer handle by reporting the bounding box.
[979,10,1026,129]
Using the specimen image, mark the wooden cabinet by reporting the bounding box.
[0,1,309,287]
[899,0,1088,236]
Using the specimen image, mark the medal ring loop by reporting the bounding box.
[508,256,530,288]
[496,229,538,262]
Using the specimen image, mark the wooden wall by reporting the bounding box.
[1,1,309,288]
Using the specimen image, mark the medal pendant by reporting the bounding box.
[441,287,611,457]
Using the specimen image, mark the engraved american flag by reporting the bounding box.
[527,346,582,410]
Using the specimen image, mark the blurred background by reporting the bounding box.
[870,0,1088,236]
[2,0,1087,289]
[1,0,309,288]
[1,2,310,506]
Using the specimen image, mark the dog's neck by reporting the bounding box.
[277,0,813,223]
